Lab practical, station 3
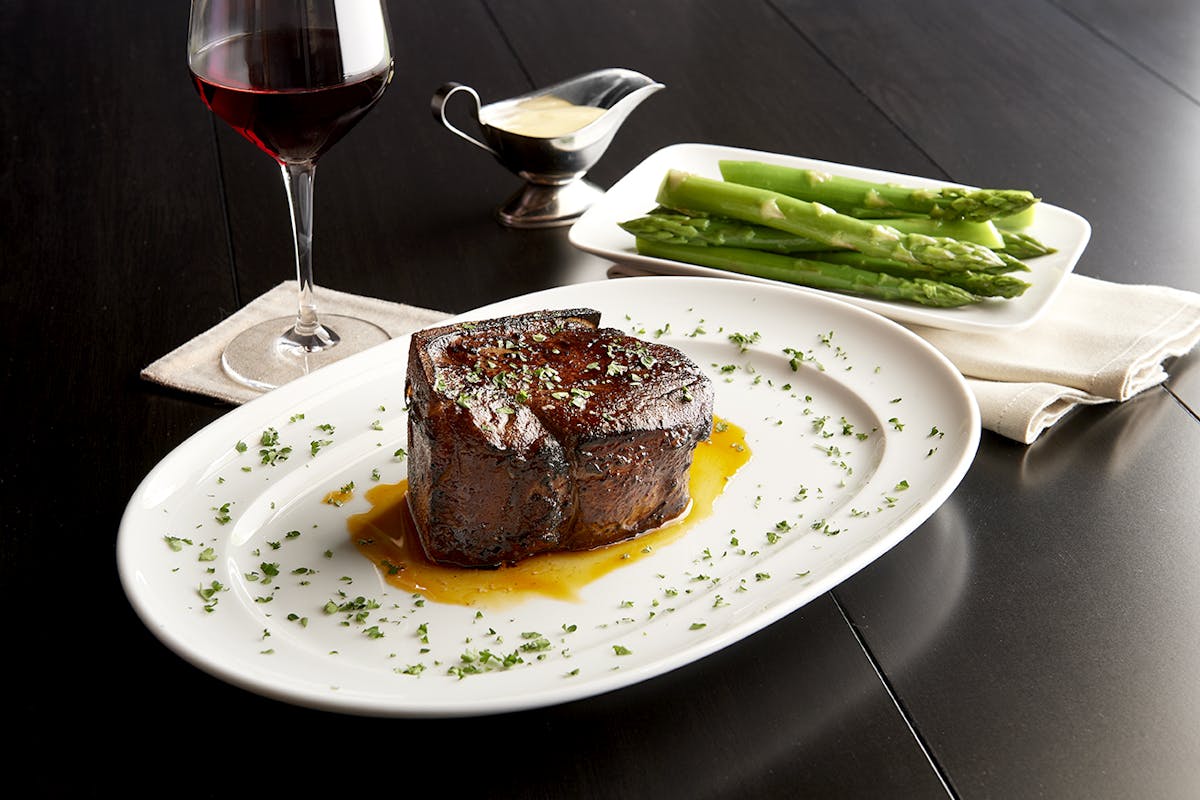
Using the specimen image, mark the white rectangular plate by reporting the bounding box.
[569,143,1091,333]
[118,276,979,717]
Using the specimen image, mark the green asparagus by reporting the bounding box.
[995,205,1038,230]
[718,160,1040,223]
[619,211,834,253]
[999,229,1057,259]
[634,238,981,307]
[859,216,1005,249]
[807,251,1031,299]
[622,208,1007,252]
[656,170,1014,274]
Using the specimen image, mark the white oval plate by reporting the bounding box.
[118,277,979,717]
[569,143,1091,333]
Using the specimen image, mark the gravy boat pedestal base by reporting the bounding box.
[497,180,604,229]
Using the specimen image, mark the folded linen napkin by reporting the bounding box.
[607,266,1200,445]
[140,281,451,405]
[906,274,1200,443]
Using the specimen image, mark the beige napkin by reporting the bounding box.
[141,281,451,404]
[906,274,1200,444]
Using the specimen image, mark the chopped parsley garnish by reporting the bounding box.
[258,428,292,465]
[198,580,225,612]
[782,347,812,371]
[728,330,761,352]
[211,503,232,525]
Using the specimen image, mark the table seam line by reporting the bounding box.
[481,0,536,90]
[1047,0,1200,109]
[1163,382,1200,425]
[763,0,954,183]
[207,115,242,309]
[831,590,959,799]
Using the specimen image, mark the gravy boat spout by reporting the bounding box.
[433,68,665,228]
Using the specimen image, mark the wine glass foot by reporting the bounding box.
[221,314,390,392]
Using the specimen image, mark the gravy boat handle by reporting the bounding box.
[431,83,496,155]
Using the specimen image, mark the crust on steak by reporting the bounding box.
[405,308,713,567]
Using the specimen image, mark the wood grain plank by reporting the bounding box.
[775,0,1200,439]
[1055,0,1200,101]
[773,0,1200,294]
[0,2,234,524]
[485,0,946,186]
[837,393,1200,798]
[1,0,239,765]
[107,594,948,798]
[0,2,235,369]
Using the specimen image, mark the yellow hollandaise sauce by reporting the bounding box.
[347,417,750,607]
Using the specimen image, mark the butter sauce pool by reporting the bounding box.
[348,417,750,606]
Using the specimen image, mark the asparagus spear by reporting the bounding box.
[656,170,1014,274]
[622,208,1007,252]
[718,160,1040,223]
[808,251,1031,299]
[995,205,1037,230]
[634,238,981,308]
[859,216,1005,249]
[840,207,926,220]
[619,211,834,253]
[999,229,1057,259]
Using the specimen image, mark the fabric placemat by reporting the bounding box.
[140,281,451,405]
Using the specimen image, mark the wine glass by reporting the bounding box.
[187,0,394,391]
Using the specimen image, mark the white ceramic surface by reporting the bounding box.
[118,277,979,717]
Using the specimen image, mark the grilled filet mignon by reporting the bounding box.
[405,308,713,567]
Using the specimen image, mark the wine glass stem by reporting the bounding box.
[280,160,334,349]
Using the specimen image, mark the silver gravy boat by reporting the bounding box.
[432,68,665,228]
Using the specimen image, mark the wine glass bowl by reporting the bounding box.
[188,0,394,390]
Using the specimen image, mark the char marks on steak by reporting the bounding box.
[405,308,714,568]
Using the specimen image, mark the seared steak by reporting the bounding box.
[405,308,713,567]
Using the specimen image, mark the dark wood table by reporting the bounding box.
[6,1,1200,796]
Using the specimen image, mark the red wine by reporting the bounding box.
[190,29,391,163]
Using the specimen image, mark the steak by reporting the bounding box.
[405,308,713,568]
